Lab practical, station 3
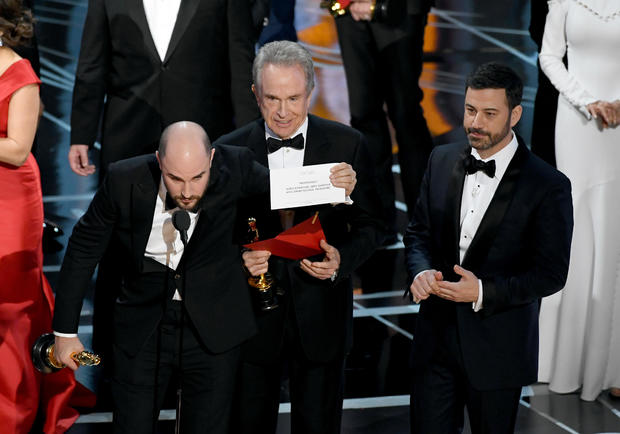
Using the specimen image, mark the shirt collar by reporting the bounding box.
[470,131,518,181]
[264,117,309,145]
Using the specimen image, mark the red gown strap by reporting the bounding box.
[0,59,41,102]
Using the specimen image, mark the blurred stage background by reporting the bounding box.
[33,0,620,432]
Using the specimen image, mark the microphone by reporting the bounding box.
[172,209,190,246]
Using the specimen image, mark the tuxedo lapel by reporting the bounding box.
[247,121,269,167]
[443,145,470,269]
[163,0,200,64]
[131,157,161,270]
[181,206,211,263]
[462,141,528,270]
[127,0,160,62]
[302,116,330,166]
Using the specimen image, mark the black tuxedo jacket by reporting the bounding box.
[346,0,433,50]
[215,115,384,363]
[53,145,268,357]
[404,138,573,390]
[70,0,260,174]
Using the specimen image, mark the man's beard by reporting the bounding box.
[465,116,511,152]
[172,192,205,213]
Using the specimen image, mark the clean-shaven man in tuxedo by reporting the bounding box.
[334,0,435,240]
[52,121,358,433]
[404,63,573,433]
[214,41,384,434]
[68,0,259,179]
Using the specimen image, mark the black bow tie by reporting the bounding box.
[266,134,304,154]
[463,154,496,178]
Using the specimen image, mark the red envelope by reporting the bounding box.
[244,215,326,259]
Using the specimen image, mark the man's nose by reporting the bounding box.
[471,112,484,129]
[276,100,288,118]
[181,183,192,198]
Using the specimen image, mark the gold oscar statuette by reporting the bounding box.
[247,217,279,311]
[32,333,101,374]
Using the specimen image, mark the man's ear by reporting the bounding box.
[510,104,523,128]
[305,88,314,112]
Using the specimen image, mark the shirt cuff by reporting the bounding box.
[53,331,78,338]
[579,97,598,120]
[472,279,483,312]
[332,196,354,206]
[414,270,428,281]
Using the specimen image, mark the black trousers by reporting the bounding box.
[336,14,434,228]
[410,324,521,434]
[111,301,240,434]
[231,298,345,434]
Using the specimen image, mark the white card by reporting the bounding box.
[270,163,346,210]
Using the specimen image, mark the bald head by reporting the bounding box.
[158,121,212,159]
[156,121,215,211]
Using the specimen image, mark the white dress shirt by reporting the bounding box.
[143,0,182,61]
[460,132,518,311]
[144,178,200,273]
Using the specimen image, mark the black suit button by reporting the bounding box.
[175,274,181,280]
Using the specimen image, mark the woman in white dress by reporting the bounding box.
[538,0,620,401]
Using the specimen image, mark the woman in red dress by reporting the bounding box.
[0,1,91,432]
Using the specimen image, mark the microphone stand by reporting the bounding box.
[175,250,187,434]
[172,210,190,434]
